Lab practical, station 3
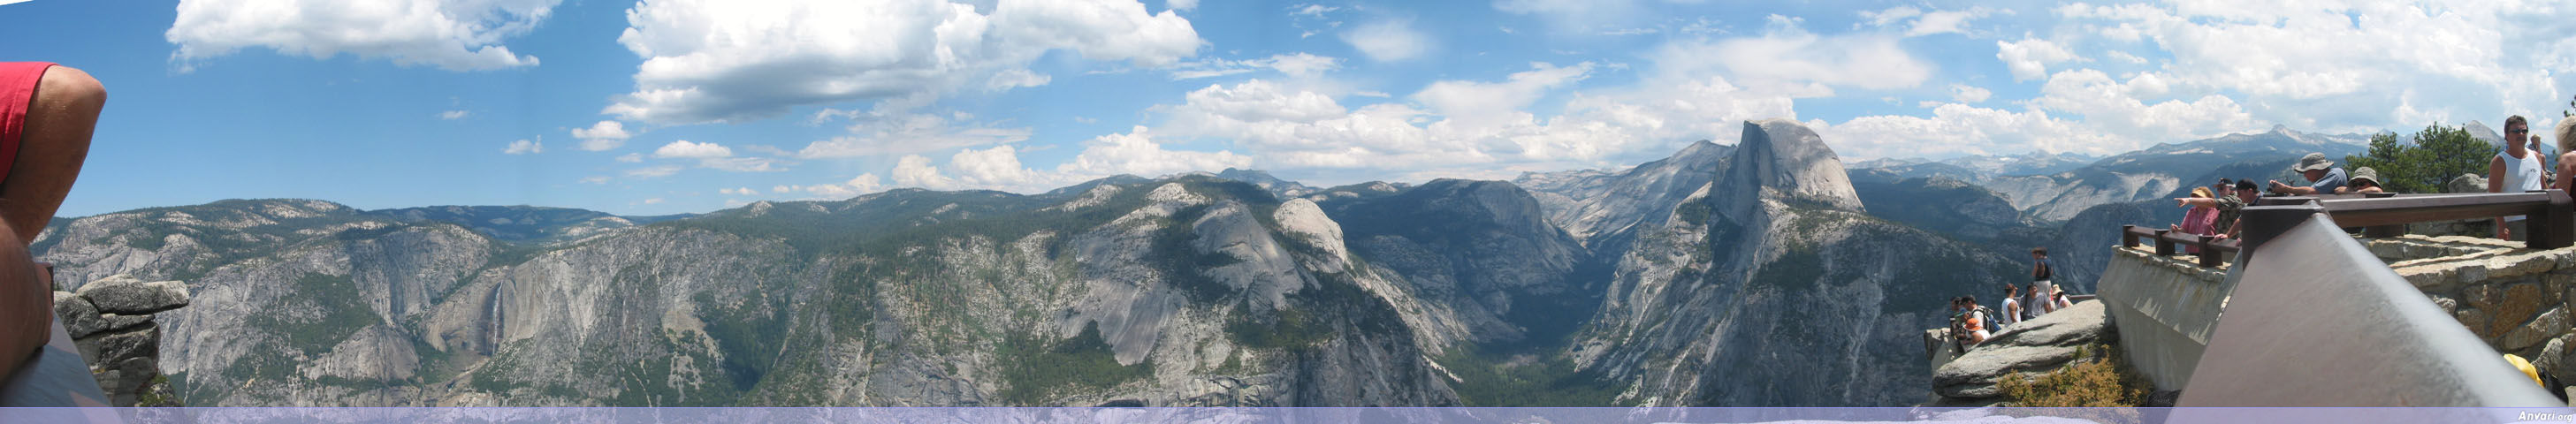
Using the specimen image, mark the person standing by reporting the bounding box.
[2554,117,2576,193]
[2029,247,2055,315]
[2270,153,2348,195]
[1999,284,2023,329]
[0,62,104,384]
[2493,116,2545,241]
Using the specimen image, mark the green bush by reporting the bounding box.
[996,322,1153,405]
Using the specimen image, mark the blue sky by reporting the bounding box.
[2,0,2572,216]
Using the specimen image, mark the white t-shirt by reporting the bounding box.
[1999,298,2022,326]
[2503,149,2546,222]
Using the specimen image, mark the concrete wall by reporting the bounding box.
[2096,246,2231,391]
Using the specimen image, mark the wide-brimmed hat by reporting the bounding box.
[2292,152,2334,172]
[2351,167,2382,186]
[2190,186,2213,198]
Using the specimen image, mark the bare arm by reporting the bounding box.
[2495,155,2511,238]
[2557,154,2576,194]
[0,219,47,382]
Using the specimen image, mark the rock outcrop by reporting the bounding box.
[1568,119,2028,406]
[51,274,192,406]
[1928,300,2115,405]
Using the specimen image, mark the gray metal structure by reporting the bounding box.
[2178,203,2561,406]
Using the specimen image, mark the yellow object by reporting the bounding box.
[2508,354,2544,388]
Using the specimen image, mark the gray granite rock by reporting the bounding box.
[52,291,111,338]
[73,275,189,314]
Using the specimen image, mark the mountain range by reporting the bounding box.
[30,120,2370,406]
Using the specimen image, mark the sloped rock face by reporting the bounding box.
[1322,179,1591,348]
[1570,119,2025,406]
[1514,140,1733,250]
[1717,118,1865,218]
[36,181,1459,407]
[1930,300,2115,403]
[53,274,193,406]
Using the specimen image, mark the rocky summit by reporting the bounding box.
[37,118,2038,407]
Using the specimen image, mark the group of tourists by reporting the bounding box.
[2163,115,2576,244]
[1947,248,2075,353]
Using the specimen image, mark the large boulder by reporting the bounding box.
[72,274,190,314]
[1931,300,2116,402]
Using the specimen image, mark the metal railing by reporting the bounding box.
[2178,204,2562,406]
[2121,225,2242,268]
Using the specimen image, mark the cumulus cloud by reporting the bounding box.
[572,120,633,151]
[1949,84,1992,103]
[502,139,542,155]
[1414,62,1594,128]
[883,127,1250,193]
[439,110,470,120]
[616,153,644,163]
[606,0,1202,125]
[2052,1,2574,131]
[779,174,888,200]
[652,140,733,158]
[1342,20,1430,62]
[1658,15,1933,95]
[1996,37,2079,81]
[719,187,758,195]
[167,0,557,72]
[1168,0,1197,11]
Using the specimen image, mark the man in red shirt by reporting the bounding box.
[0,62,104,382]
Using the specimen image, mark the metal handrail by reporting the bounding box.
[2178,206,2562,406]
[2250,190,2574,249]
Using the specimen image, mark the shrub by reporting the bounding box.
[1994,344,2149,407]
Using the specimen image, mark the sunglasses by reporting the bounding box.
[2510,128,2529,134]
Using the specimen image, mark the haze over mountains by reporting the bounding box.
[31,120,2368,406]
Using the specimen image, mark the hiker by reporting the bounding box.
[2553,117,2576,193]
[2171,186,2221,253]
[1953,296,1991,349]
[2338,167,2385,194]
[2269,152,2348,195]
[0,62,105,382]
[2029,247,2056,315]
[1998,284,2023,329]
[2494,116,2545,241]
[2049,284,2074,310]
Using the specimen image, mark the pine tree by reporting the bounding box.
[2342,124,2490,194]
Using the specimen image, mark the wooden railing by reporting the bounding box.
[2132,190,2576,269]
[2122,225,2242,268]
[2253,190,2574,250]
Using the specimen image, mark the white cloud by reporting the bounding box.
[580,176,611,184]
[795,107,1033,158]
[653,140,733,158]
[503,139,543,155]
[1342,20,1430,62]
[986,69,1052,91]
[166,0,557,72]
[779,174,888,200]
[1414,62,1594,128]
[625,164,684,178]
[1996,37,2079,81]
[616,153,644,163]
[642,198,665,205]
[1816,103,2116,159]
[1949,84,1992,103]
[1291,4,1336,17]
[573,120,633,151]
[720,187,758,195]
[1056,127,1253,177]
[2029,69,2255,144]
[697,156,789,172]
[1168,53,1343,80]
[439,110,470,120]
[883,127,1250,193]
[1654,16,1934,95]
[1168,0,1197,11]
[606,0,1202,125]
